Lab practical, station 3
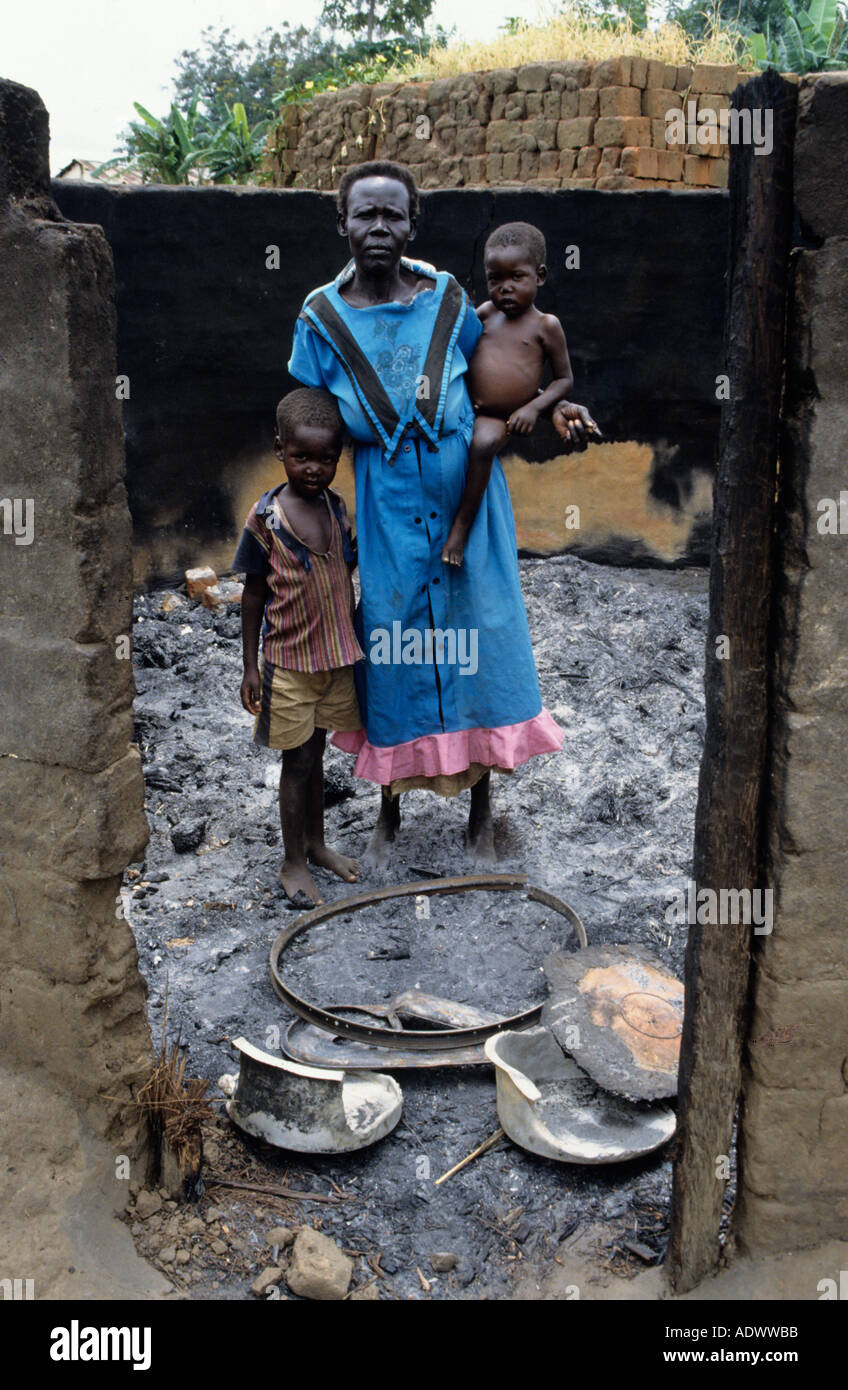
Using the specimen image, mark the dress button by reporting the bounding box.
[404,444,412,453]
[433,576,440,584]
[430,511,437,519]
[414,516,421,524]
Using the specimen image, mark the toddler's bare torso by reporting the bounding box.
[467,307,547,418]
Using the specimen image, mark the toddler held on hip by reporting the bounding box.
[442,221,600,568]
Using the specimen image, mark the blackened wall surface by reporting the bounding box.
[53,183,728,582]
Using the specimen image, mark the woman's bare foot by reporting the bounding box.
[466,812,496,863]
[363,790,401,870]
[307,843,360,883]
[279,860,322,908]
[466,772,496,862]
[441,519,469,568]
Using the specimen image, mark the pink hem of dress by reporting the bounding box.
[330,708,563,785]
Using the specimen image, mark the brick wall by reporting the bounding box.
[268,57,754,193]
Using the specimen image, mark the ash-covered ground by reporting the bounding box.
[125,553,711,1300]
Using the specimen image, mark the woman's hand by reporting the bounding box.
[552,402,602,452]
[506,402,540,436]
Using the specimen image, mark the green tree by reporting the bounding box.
[665,0,787,41]
[320,0,435,43]
[172,25,339,125]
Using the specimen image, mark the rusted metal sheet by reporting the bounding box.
[542,944,684,1101]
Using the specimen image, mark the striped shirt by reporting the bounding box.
[233,485,364,672]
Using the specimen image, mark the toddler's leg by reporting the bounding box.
[442,415,507,567]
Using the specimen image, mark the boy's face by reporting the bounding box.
[484,245,546,318]
[275,420,341,499]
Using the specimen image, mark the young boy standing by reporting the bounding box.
[235,388,364,908]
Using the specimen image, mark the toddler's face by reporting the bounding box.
[277,421,341,499]
[484,246,544,318]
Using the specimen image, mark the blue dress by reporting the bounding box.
[288,257,562,792]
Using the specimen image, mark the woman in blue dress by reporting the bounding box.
[288,161,595,863]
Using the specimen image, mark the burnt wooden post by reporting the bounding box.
[667,70,797,1293]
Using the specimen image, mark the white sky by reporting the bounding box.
[2,0,539,172]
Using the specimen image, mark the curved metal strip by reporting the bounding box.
[269,873,588,1052]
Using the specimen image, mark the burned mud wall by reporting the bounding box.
[0,76,152,1256]
[734,73,848,1256]
[52,180,727,584]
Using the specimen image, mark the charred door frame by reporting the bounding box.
[667,70,799,1293]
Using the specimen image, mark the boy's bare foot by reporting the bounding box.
[441,520,469,568]
[279,860,323,908]
[363,791,401,870]
[307,844,360,883]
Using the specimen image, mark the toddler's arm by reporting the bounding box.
[507,315,574,435]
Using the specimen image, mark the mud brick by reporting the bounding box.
[538,149,559,177]
[592,57,631,87]
[691,64,741,94]
[594,115,651,147]
[575,145,601,176]
[486,153,503,182]
[502,151,520,180]
[599,86,642,117]
[485,119,511,152]
[656,149,684,180]
[466,155,487,183]
[484,68,518,96]
[643,87,682,119]
[598,146,622,175]
[185,566,217,599]
[560,88,580,119]
[564,176,598,188]
[686,136,725,160]
[698,92,732,112]
[684,153,729,187]
[519,150,540,180]
[652,117,671,149]
[620,145,658,178]
[675,65,693,91]
[456,124,486,156]
[543,91,562,118]
[579,88,599,118]
[647,60,678,90]
[491,94,507,119]
[557,116,595,148]
[475,93,491,122]
[504,94,526,120]
[630,57,648,88]
[517,62,553,92]
[549,60,593,88]
[526,118,558,150]
[558,149,577,177]
[596,173,640,189]
[526,92,543,116]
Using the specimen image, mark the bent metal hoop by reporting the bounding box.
[269,873,588,1052]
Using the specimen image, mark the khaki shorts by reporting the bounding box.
[254,661,362,751]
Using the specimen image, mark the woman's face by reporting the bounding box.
[338,176,415,274]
